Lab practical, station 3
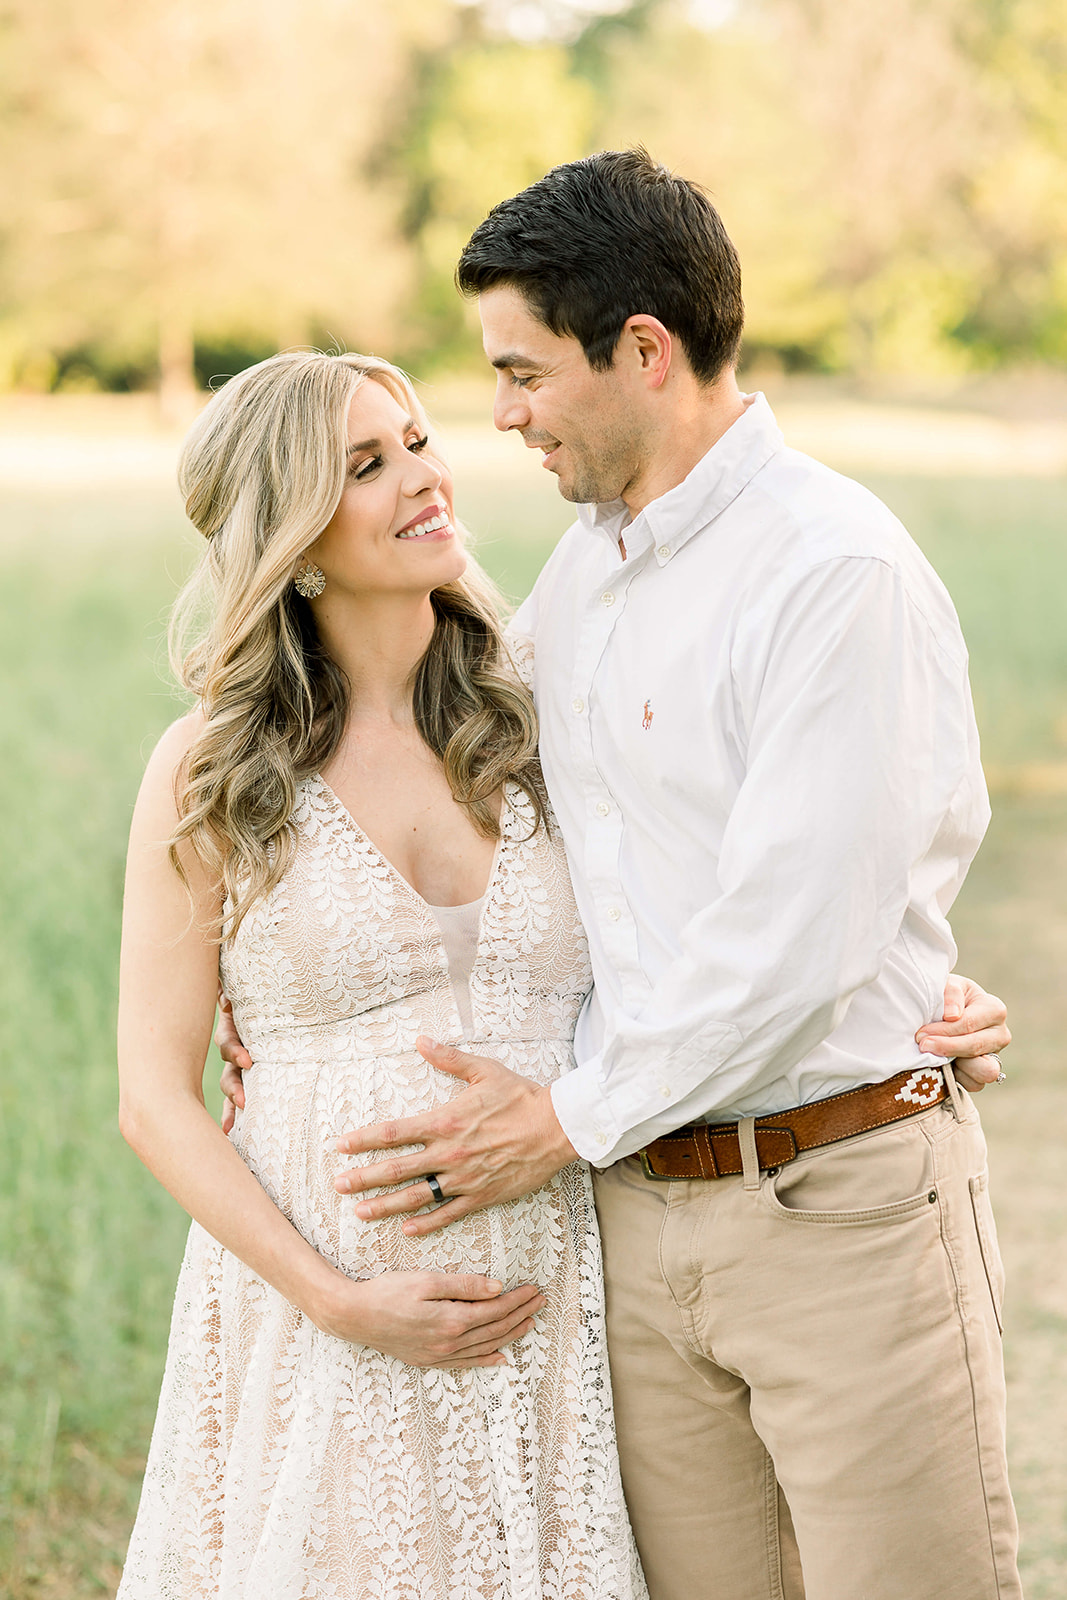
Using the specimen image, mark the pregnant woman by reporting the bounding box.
[116,350,647,1599]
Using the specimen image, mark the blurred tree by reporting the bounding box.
[593,6,842,366]
[381,4,599,367]
[960,0,1067,363]
[0,0,443,415]
[1,0,1066,391]
[597,0,999,375]
[768,0,995,374]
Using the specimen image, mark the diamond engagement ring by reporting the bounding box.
[426,1174,446,1204]
[989,1054,1007,1084]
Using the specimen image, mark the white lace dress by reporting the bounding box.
[117,776,647,1600]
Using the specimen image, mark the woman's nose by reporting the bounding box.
[407,448,443,495]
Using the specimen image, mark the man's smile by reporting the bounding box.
[519,432,563,469]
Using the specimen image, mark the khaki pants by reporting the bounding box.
[593,1091,1022,1600]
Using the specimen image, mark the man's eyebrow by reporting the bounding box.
[346,419,416,455]
[489,352,537,371]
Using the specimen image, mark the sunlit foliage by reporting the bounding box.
[0,0,1065,394]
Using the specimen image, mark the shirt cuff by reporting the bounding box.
[549,1059,623,1166]
[550,1019,746,1166]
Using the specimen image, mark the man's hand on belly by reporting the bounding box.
[333,1039,578,1237]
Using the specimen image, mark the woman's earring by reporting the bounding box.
[293,562,326,599]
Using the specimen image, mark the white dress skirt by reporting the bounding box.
[117,776,648,1600]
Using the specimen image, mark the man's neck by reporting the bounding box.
[622,371,748,518]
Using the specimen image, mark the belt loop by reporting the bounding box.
[738,1117,760,1190]
[942,1058,965,1122]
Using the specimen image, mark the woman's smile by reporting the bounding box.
[395,502,455,541]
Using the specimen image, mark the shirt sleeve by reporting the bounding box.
[550,553,984,1164]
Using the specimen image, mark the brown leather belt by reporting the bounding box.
[638,1065,948,1181]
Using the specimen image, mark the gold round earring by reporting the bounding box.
[293,562,326,599]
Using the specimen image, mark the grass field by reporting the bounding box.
[1,444,1065,1595]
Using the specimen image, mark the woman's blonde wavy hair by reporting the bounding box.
[168,349,545,935]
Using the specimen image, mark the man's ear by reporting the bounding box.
[620,315,673,390]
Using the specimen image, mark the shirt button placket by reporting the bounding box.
[576,570,633,987]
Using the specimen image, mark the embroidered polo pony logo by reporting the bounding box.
[642,700,654,730]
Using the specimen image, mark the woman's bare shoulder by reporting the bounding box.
[148,705,206,764]
[136,707,207,817]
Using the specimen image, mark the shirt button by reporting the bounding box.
[606,906,621,922]
[571,697,585,714]
[600,591,615,606]
[595,801,610,817]
[657,545,671,560]
[595,1132,608,1147]
[661,1085,672,1099]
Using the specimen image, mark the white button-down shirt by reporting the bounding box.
[509,394,989,1166]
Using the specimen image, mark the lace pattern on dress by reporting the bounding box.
[118,777,647,1600]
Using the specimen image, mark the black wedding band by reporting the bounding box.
[426,1174,446,1205]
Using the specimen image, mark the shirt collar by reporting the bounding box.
[576,392,784,563]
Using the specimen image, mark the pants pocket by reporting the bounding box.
[968,1170,1005,1335]
[761,1175,936,1225]
[758,1115,938,1225]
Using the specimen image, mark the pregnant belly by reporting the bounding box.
[229,1046,581,1289]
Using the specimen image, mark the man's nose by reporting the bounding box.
[493,382,529,434]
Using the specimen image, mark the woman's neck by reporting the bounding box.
[312,591,436,724]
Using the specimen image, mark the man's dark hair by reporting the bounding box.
[456,147,744,385]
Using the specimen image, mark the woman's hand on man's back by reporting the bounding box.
[216,988,251,1133]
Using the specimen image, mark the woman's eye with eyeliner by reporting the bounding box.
[353,456,382,480]
[408,435,430,452]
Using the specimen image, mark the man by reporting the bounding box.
[221,150,1016,1598]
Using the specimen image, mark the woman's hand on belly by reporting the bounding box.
[310,1270,547,1369]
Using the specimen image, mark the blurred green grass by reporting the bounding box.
[1,468,1065,1594]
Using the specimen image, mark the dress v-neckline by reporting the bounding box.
[309,772,507,916]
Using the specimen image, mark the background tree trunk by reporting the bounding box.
[156,309,198,428]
